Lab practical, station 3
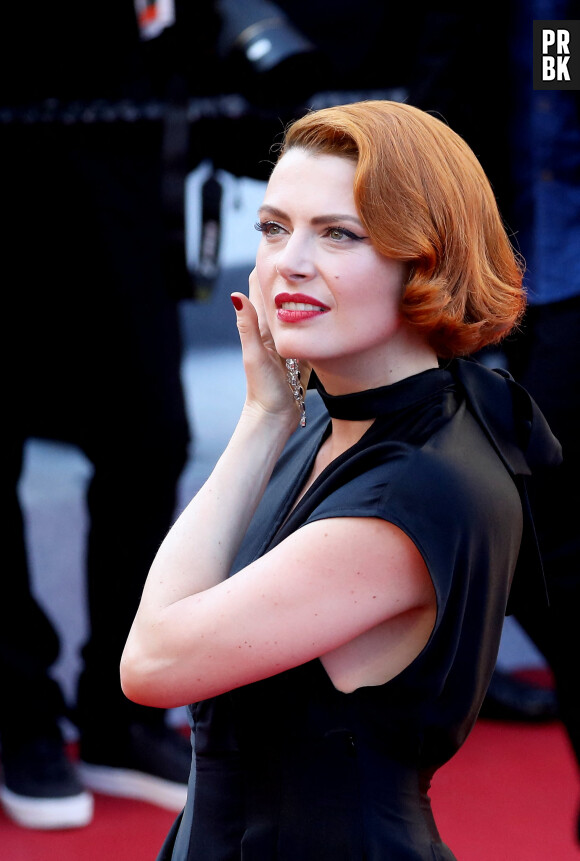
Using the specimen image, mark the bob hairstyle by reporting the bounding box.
[280,100,525,358]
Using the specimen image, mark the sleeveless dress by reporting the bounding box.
[157,359,561,860]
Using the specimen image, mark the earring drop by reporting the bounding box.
[285,358,306,427]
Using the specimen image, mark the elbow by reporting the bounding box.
[120,642,176,709]
[120,645,152,707]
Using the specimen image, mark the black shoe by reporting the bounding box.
[480,668,559,722]
[79,721,191,811]
[0,733,93,829]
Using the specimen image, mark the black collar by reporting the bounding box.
[312,368,454,420]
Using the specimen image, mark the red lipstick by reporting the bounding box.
[275,292,330,323]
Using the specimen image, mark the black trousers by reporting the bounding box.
[1,122,190,742]
[507,296,580,768]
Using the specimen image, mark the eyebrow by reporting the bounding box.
[258,204,363,227]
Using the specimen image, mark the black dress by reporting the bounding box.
[158,359,561,860]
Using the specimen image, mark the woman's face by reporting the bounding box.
[255,148,410,389]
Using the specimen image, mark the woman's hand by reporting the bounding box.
[231,268,310,429]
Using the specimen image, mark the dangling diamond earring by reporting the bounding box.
[285,358,306,427]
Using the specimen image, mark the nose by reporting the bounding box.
[275,231,316,282]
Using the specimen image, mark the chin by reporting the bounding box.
[274,332,322,362]
[273,336,305,361]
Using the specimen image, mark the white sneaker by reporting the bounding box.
[0,784,93,830]
[0,735,93,830]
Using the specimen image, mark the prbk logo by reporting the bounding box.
[534,20,580,89]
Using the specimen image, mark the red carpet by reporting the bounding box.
[1,719,578,860]
[431,720,579,859]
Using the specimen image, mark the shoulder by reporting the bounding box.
[308,392,520,530]
[302,385,525,607]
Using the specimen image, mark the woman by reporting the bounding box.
[121,101,561,859]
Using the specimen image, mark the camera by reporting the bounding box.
[215,0,322,103]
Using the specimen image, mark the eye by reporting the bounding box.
[254,221,285,237]
[325,226,366,242]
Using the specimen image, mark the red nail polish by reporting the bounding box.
[231,295,243,311]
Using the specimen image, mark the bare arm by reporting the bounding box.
[121,274,435,707]
[122,514,435,707]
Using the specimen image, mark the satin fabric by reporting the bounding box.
[158,359,560,860]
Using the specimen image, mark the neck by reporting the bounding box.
[313,343,439,396]
[310,350,451,468]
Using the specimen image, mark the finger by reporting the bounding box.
[248,267,261,308]
[248,268,274,347]
[230,292,266,365]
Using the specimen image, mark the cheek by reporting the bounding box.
[363,263,406,307]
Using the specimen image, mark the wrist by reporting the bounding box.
[239,401,299,439]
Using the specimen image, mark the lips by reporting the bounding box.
[275,292,330,312]
[274,292,330,323]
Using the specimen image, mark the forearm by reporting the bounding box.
[122,282,303,704]
[139,406,294,609]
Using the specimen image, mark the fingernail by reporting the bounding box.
[231,295,243,311]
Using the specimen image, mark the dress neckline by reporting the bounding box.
[313,367,453,420]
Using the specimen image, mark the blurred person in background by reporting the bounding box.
[0,0,396,831]
[0,0,203,829]
[503,0,580,841]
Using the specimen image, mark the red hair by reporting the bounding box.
[281,101,524,358]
